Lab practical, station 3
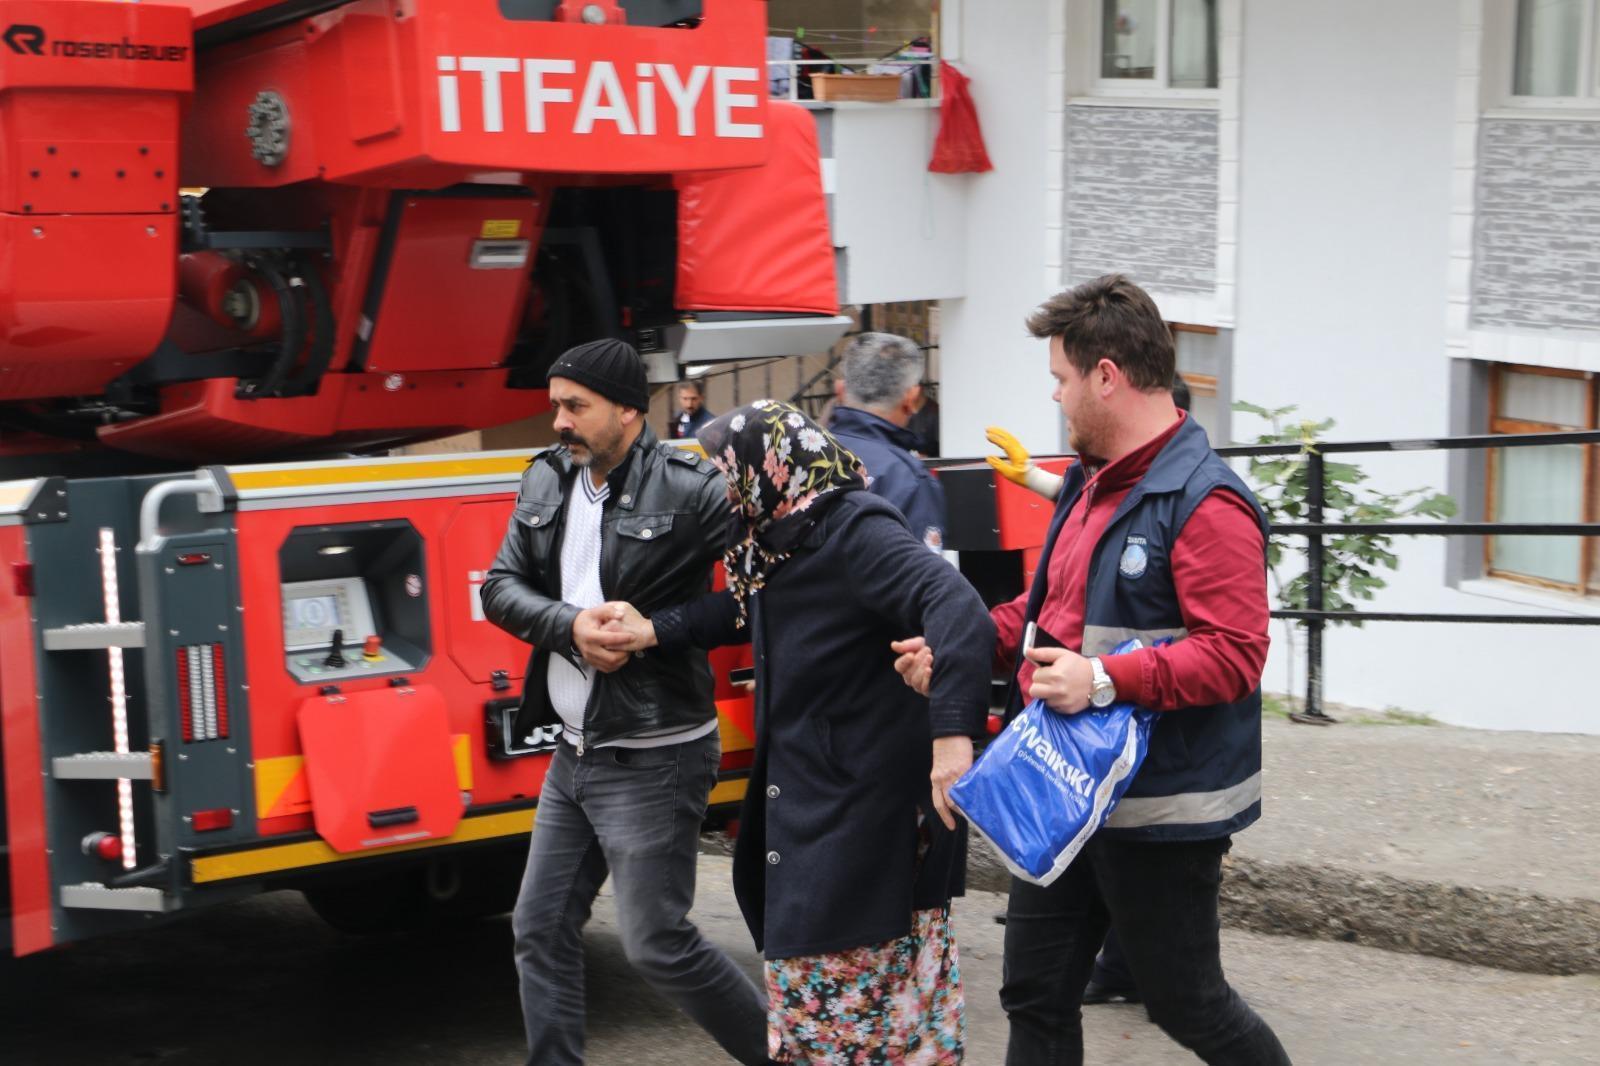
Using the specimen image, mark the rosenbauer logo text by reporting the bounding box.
[3,23,188,62]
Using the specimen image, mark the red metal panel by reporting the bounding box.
[0,1,189,212]
[185,0,770,188]
[0,212,178,400]
[0,2,193,93]
[0,1,188,401]
[297,684,463,852]
[674,101,838,315]
[0,525,52,956]
[995,456,1075,553]
[362,197,541,374]
[184,0,295,29]
[236,494,553,837]
[94,371,546,460]
[235,489,752,838]
[442,500,534,685]
[0,91,181,216]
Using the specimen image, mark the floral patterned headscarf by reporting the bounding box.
[697,399,867,626]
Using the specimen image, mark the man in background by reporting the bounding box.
[829,331,947,552]
[670,379,714,440]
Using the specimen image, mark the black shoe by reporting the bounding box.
[1081,979,1142,1006]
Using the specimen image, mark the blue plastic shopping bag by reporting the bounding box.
[949,640,1156,886]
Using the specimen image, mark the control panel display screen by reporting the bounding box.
[290,594,340,630]
[281,577,373,652]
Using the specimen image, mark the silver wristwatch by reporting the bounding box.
[1088,656,1117,708]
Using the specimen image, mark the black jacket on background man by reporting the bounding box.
[481,424,730,749]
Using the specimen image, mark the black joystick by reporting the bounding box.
[323,628,347,669]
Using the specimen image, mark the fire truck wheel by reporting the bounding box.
[302,875,428,935]
[302,850,525,934]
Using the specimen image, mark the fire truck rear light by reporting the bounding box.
[11,561,33,597]
[82,831,122,863]
[212,644,229,737]
[177,643,227,741]
[149,741,167,793]
[176,648,192,742]
[176,552,212,566]
[191,808,233,832]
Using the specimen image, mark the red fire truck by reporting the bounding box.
[0,0,842,956]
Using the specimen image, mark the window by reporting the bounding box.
[499,0,703,25]
[1173,325,1220,441]
[766,1,939,101]
[1098,0,1218,92]
[1486,364,1598,593]
[1512,0,1598,100]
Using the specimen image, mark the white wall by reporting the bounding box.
[829,104,969,305]
[1236,0,1597,734]
[937,0,1059,459]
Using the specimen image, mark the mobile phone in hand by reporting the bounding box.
[1022,621,1064,655]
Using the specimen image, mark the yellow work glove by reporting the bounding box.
[985,426,1034,486]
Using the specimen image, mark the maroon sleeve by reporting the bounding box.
[991,590,1028,675]
[1099,490,1269,711]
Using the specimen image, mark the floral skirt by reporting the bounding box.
[765,907,964,1065]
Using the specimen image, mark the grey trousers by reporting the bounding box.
[512,731,769,1065]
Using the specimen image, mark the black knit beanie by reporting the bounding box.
[546,338,650,411]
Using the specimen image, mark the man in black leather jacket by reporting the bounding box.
[481,339,769,1066]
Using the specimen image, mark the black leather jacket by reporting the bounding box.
[481,424,730,749]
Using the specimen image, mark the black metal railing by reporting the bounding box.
[1215,430,1600,724]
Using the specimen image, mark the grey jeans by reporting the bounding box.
[512,730,769,1065]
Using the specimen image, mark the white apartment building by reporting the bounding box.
[808,1,1598,732]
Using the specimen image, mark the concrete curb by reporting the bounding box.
[962,846,1600,976]
[1216,855,1600,977]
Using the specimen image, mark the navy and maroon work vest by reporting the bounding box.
[1009,415,1271,841]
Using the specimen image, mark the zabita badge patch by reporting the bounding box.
[1119,535,1148,579]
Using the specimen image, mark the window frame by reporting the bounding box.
[1499,0,1600,112]
[1090,0,1220,101]
[1484,362,1599,595]
[1171,322,1220,437]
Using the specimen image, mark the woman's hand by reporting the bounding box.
[572,605,633,673]
[596,601,657,653]
[930,735,973,830]
[891,637,934,696]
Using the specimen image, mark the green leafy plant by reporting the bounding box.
[1232,402,1457,701]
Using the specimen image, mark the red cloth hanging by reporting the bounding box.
[928,60,993,174]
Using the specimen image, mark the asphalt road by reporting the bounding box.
[3,853,1596,1065]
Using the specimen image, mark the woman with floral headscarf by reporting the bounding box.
[606,400,995,1064]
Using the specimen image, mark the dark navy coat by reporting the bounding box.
[828,406,947,551]
[654,493,994,958]
[670,406,715,440]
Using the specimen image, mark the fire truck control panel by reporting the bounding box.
[278,520,430,683]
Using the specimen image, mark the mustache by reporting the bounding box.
[559,430,588,450]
